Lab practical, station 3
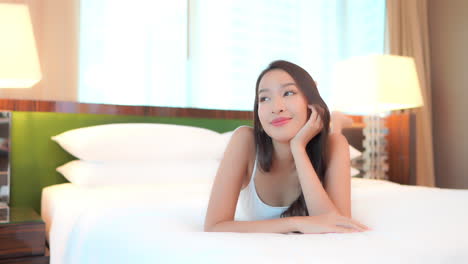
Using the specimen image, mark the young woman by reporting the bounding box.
[204,60,369,234]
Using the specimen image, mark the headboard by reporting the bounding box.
[10,111,251,213]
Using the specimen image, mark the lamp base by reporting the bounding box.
[362,115,389,180]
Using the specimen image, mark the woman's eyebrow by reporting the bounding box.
[258,88,269,94]
[281,82,296,88]
[258,83,297,95]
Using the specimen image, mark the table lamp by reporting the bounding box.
[0,3,42,222]
[331,55,423,180]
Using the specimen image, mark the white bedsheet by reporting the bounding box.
[42,179,468,264]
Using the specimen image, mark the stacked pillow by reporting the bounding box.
[349,145,362,177]
[53,123,362,186]
[52,123,226,162]
[52,123,227,186]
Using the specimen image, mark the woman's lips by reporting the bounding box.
[271,117,292,127]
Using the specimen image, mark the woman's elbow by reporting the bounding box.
[204,221,219,232]
[205,220,230,232]
[204,223,214,232]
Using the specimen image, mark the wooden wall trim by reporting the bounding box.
[0,99,253,119]
[386,112,413,185]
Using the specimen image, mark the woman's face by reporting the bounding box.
[257,69,309,143]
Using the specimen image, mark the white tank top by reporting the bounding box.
[235,158,289,221]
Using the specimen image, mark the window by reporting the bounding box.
[79,0,385,110]
[79,0,188,107]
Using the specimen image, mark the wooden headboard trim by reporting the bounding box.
[0,99,366,122]
[0,99,253,119]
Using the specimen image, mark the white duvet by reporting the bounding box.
[42,178,468,264]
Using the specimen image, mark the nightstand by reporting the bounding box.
[0,207,49,264]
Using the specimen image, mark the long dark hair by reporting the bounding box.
[253,60,330,217]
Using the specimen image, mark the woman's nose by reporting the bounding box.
[271,98,285,114]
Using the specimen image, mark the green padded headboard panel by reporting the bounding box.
[11,111,252,214]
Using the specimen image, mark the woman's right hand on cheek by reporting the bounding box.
[291,212,370,234]
[290,105,323,149]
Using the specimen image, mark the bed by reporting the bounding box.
[39,122,468,264]
[42,179,468,264]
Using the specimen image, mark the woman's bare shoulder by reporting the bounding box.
[232,125,254,137]
[228,126,256,182]
[230,126,255,154]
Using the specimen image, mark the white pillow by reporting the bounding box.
[348,145,363,177]
[350,167,360,177]
[58,159,360,186]
[349,145,362,160]
[57,159,220,186]
[220,130,235,146]
[52,123,225,162]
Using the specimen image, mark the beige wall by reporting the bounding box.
[428,0,468,188]
[0,0,79,101]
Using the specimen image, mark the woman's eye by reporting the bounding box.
[259,97,270,102]
[284,91,296,96]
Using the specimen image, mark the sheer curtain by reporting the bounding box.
[78,0,188,107]
[79,0,385,110]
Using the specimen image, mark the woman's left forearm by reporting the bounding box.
[291,145,339,216]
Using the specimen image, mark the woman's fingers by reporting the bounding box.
[331,226,357,233]
[337,215,370,230]
[336,217,370,231]
[309,105,324,131]
[351,219,370,230]
[335,220,362,231]
[304,226,356,234]
[300,214,370,234]
[308,105,322,128]
[308,105,317,122]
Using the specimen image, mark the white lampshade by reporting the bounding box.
[331,55,423,115]
[0,3,42,88]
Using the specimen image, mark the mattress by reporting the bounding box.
[42,178,468,264]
